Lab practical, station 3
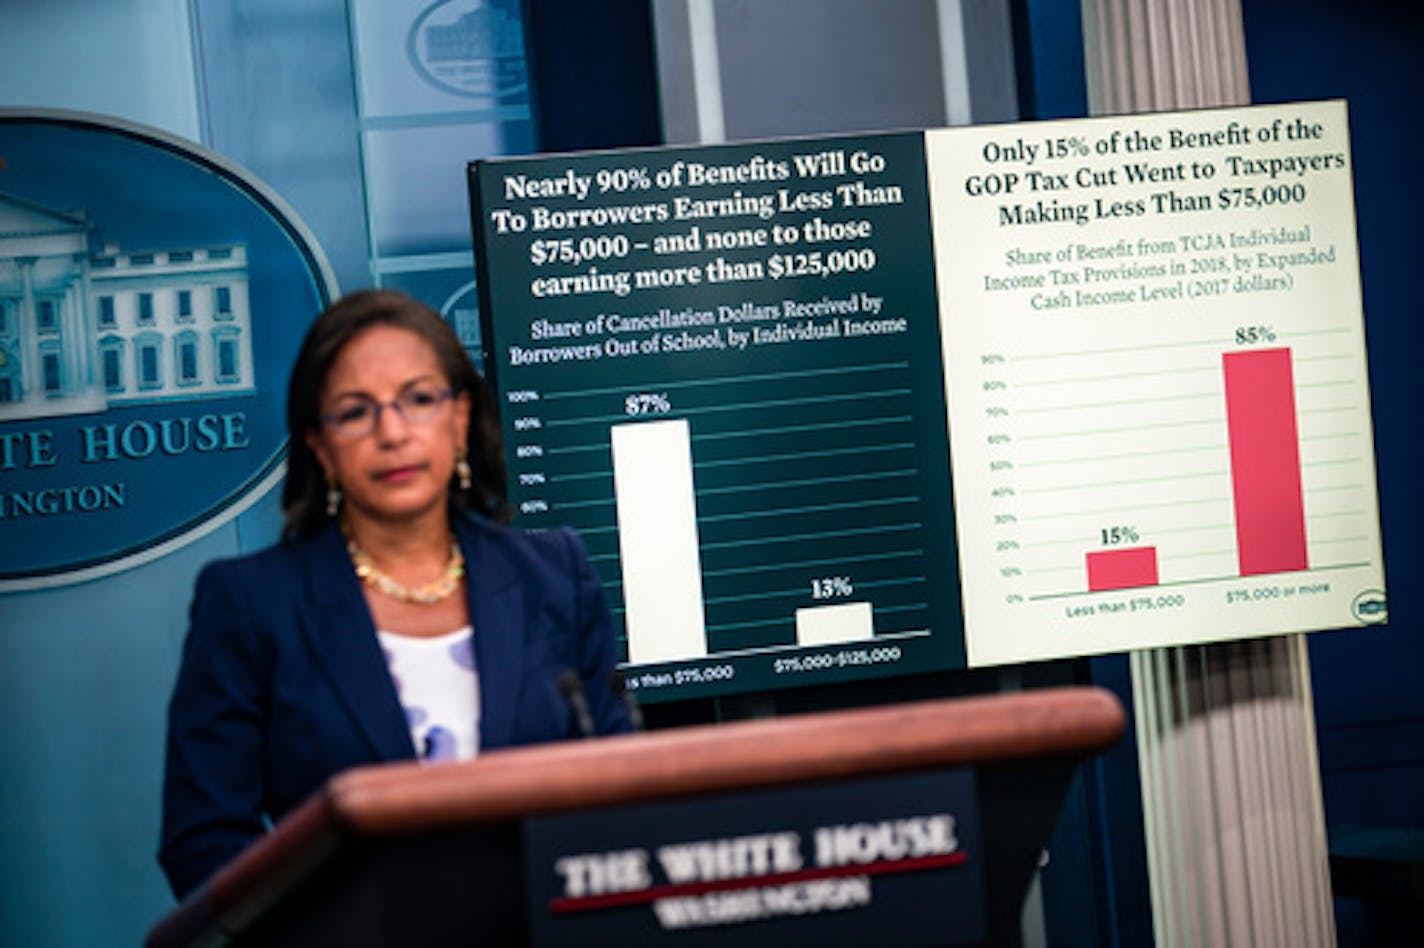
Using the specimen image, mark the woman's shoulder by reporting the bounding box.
[454,512,587,572]
[195,527,336,589]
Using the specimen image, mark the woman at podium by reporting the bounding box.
[158,289,632,899]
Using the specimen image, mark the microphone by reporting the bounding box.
[609,668,644,731]
[556,670,595,738]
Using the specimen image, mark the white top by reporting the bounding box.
[376,626,480,761]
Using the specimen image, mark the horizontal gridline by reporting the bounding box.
[547,441,920,482]
[598,551,927,592]
[557,467,919,507]
[544,414,915,455]
[1002,326,1356,366]
[613,628,933,663]
[585,522,926,564]
[1027,560,1376,601]
[543,387,914,429]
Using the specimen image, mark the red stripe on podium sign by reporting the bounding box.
[548,850,970,914]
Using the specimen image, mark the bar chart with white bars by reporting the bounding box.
[474,130,970,700]
[510,354,961,674]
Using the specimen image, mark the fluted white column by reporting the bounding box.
[1080,1,1335,945]
[63,278,84,394]
[17,257,39,400]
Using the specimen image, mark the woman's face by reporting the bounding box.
[306,324,471,526]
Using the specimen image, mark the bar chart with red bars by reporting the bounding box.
[1080,346,1312,596]
[944,320,1385,666]
[922,100,1387,666]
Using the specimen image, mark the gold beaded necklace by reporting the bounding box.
[342,524,465,605]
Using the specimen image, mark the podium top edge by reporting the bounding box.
[327,685,1125,835]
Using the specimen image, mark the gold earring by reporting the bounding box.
[456,448,472,491]
[325,474,342,517]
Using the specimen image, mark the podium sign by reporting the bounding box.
[144,689,1127,948]
[525,770,984,947]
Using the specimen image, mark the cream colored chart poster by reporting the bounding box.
[925,100,1387,666]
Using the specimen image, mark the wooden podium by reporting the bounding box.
[147,687,1124,947]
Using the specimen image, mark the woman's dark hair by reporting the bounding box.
[282,289,510,540]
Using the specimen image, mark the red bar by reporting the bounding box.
[1086,546,1159,592]
[1223,348,1308,576]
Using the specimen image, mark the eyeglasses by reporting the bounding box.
[319,385,454,439]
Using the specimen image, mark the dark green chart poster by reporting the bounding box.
[471,133,965,702]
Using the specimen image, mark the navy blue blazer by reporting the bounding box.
[159,512,631,899]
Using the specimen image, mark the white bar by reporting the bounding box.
[795,601,875,647]
[611,419,708,663]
